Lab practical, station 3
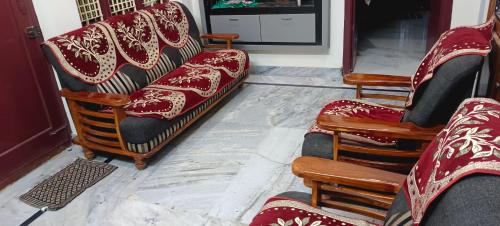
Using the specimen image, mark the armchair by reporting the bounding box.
[251,98,500,225]
[303,19,494,172]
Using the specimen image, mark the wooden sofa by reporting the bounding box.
[42,2,249,169]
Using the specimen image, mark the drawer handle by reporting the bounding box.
[281,18,293,21]
[228,18,239,21]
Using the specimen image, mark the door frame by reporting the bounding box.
[426,0,453,50]
[0,0,71,189]
[342,0,454,75]
[342,0,356,75]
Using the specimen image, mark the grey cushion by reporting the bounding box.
[120,74,248,153]
[276,191,312,204]
[302,55,483,164]
[402,55,483,127]
[385,174,500,226]
[302,133,333,159]
[302,133,418,166]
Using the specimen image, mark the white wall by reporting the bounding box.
[450,0,490,28]
[33,0,82,135]
[33,0,81,38]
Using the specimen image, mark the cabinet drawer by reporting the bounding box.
[260,14,316,43]
[210,15,262,42]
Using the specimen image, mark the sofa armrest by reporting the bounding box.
[60,88,129,107]
[344,73,411,107]
[201,33,240,40]
[317,114,443,141]
[292,156,406,193]
[201,33,239,49]
[344,73,412,87]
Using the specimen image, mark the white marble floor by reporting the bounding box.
[354,14,428,75]
[246,66,344,87]
[0,81,382,226]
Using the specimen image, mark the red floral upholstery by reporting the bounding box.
[250,196,378,226]
[44,24,119,84]
[309,100,404,146]
[257,99,499,226]
[123,49,249,119]
[406,19,494,107]
[404,98,500,224]
[141,2,189,48]
[308,19,495,148]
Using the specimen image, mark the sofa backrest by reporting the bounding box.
[401,55,483,127]
[42,2,202,95]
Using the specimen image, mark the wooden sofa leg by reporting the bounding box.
[84,148,95,160]
[134,157,147,170]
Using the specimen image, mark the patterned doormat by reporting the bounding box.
[20,158,117,210]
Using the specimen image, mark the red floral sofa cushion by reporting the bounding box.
[309,100,404,146]
[250,196,377,226]
[124,49,249,119]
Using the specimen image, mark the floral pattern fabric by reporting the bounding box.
[250,196,378,226]
[44,2,191,84]
[406,19,494,107]
[141,1,189,48]
[404,98,500,225]
[124,49,249,119]
[101,11,160,70]
[44,24,118,84]
[185,49,248,78]
[308,100,404,146]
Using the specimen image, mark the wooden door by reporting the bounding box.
[0,0,71,189]
[426,0,453,50]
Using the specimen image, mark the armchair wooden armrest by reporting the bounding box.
[200,33,240,49]
[60,88,129,107]
[317,114,443,141]
[344,73,412,87]
[293,156,406,193]
[344,73,411,107]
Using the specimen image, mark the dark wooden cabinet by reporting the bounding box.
[0,0,71,189]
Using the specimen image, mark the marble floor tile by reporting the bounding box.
[354,14,428,76]
[247,66,344,87]
[0,84,383,226]
[247,66,410,94]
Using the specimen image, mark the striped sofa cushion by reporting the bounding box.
[145,52,178,84]
[96,71,140,95]
[179,36,203,64]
